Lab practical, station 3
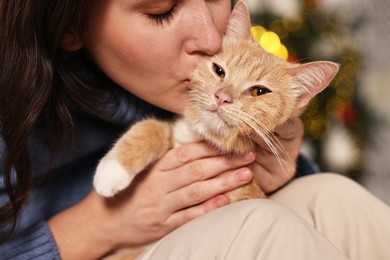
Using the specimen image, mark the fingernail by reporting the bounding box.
[216,196,228,207]
[241,152,255,162]
[236,169,252,182]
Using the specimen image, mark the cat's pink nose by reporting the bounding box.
[214,91,232,105]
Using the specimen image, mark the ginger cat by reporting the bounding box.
[93,1,338,202]
[95,1,338,258]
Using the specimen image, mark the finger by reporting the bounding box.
[255,135,301,160]
[251,119,302,160]
[157,142,222,171]
[251,117,302,146]
[274,117,304,140]
[252,137,298,181]
[165,195,229,232]
[250,156,296,193]
[166,168,253,212]
[163,152,255,192]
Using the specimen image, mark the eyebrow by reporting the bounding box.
[131,0,175,9]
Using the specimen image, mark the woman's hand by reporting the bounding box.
[250,117,304,194]
[48,142,255,259]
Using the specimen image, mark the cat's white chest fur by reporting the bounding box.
[172,118,204,147]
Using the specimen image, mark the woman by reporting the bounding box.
[1,0,389,259]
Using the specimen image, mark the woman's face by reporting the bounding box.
[80,0,231,113]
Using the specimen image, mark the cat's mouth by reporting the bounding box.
[206,107,234,127]
[203,106,252,135]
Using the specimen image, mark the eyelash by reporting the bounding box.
[147,5,176,25]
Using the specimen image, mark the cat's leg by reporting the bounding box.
[225,180,266,202]
[94,119,173,197]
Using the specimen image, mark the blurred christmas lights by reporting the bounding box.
[251,26,289,60]
[249,0,367,177]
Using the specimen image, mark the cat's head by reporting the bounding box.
[185,0,339,154]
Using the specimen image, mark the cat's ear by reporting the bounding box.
[225,1,252,41]
[289,61,339,108]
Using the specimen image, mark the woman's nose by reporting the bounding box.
[184,6,223,56]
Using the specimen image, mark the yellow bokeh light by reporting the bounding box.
[270,20,289,40]
[283,15,303,32]
[251,26,289,60]
[260,31,281,53]
[274,44,289,60]
[251,26,267,42]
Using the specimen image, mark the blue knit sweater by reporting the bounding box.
[0,87,318,259]
[0,87,171,259]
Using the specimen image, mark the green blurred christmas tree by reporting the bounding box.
[247,0,377,180]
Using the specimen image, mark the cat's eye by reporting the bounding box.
[249,86,272,97]
[213,63,225,79]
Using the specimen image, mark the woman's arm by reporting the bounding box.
[48,142,255,259]
[1,117,304,259]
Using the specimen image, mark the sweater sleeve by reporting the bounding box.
[0,221,60,260]
[296,153,320,177]
[0,135,61,259]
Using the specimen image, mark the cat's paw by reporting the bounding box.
[93,160,134,197]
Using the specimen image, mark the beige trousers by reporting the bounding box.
[139,174,390,260]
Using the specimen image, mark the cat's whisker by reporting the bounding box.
[237,117,256,152]
[225,108,270,153]
[267,131,296,166]
[263,132,293,177]
[241,112,290,175]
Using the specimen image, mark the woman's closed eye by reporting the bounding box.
[146,5,177,25]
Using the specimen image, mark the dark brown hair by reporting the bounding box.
[0,0,107,241]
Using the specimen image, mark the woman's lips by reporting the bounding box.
[183,79,192,91]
